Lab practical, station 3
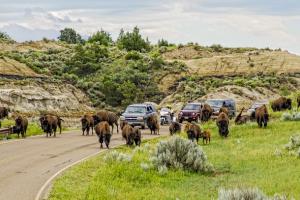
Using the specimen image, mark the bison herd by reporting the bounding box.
[0,95,299,149]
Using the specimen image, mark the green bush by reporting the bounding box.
[150,136,214,173]
[117,27,150,52]
[125,51,142,60]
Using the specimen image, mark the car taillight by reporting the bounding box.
[192,112,196,115]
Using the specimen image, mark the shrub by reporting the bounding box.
[103,150,132,163]
[218,188,291,200]
[150,136,214,173]
[285,134,300,158]
[218,187,267,200]
[125,51,142,60]
[281,112,300,121]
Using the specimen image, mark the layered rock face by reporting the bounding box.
[0,79,92,116]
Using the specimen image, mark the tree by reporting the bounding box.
[0,31,14,43]
[58,28,83,44]
[158,39,169,47]
[117,26,150,52]
[88,30,112,46]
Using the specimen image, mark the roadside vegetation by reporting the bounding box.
[49,119,300,200]
[0,119,42,139]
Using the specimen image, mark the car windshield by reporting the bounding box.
[183,104,200,110]
[206,100,224,107]
[126,106,146,113]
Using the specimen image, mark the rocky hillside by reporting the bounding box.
[159,45,300,111]
[0,51,92,116]
[1,38,300,115]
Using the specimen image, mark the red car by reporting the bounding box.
[178,103,202,123]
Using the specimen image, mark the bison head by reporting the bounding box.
[285,98,292,110]
[81,118,89,130]
[92,115,100,126]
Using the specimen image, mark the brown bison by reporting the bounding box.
[39,114,63,137]
[81,114,94,136]
[219,106,229,116]
[93,110,119,134]
[202,130,211,144]
[146,115,159,135]
[14,115,28,138]
[133,127,142,146]
[201,103,213,121]
[95,121,111,149]
[0,107,10,119]
[216,112,229,137]
[297,95,300,110]
[184,122,201,143]
[169,122,181,135]
[255,105,269,128]
[121,122,141,146]
[271,97,292,111]
[234,107,250,125]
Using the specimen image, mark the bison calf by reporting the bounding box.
[95,121,112,149]
[201,130,211,144]
[234,107,249,125]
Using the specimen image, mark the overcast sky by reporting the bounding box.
[1,0,300,54]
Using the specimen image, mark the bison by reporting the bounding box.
[93,110,119,134]
[202,129,211,144]
[219,106,229,116]
[169,121,181,135]
[201,103,213,122]
[121,121,141,146]
[95,121,111,149]
[39,114,63,137]
[14,115,28,138]
[133,127,142,146]
[184,122,201,143]
[255,105,269,128]
[216,112,229,137]
[81,114,94,136]
[146,115,159,135]
[271,97,292,112]
[234,107,250,125]
[0,107,10,119]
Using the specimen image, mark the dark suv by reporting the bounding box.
[120,103,157,129]
[206,99,236,118]
[178,103,202,123]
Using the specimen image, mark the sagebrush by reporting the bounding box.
[150,136,214,173]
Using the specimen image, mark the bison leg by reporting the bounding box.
[87,127,90,136]
[105,134,111,149]
[82,128,85,136]
[99,135,104,148]
[91,126,94,135]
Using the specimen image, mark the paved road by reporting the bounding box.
[0,126,169,200]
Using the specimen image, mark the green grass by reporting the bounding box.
[49,120,300,200]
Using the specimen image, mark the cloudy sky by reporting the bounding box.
[1,0,300,54]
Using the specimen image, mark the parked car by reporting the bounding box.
[160,107,173,125]
[120,103,157,129]
[178,103,202,123]
[247,100,269,120]
[206,99,236,118]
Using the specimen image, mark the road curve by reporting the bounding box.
[0,127,168,200]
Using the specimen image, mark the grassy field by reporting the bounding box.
[48,118,300,200]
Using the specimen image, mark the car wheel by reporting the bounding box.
[141,125,145,129]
